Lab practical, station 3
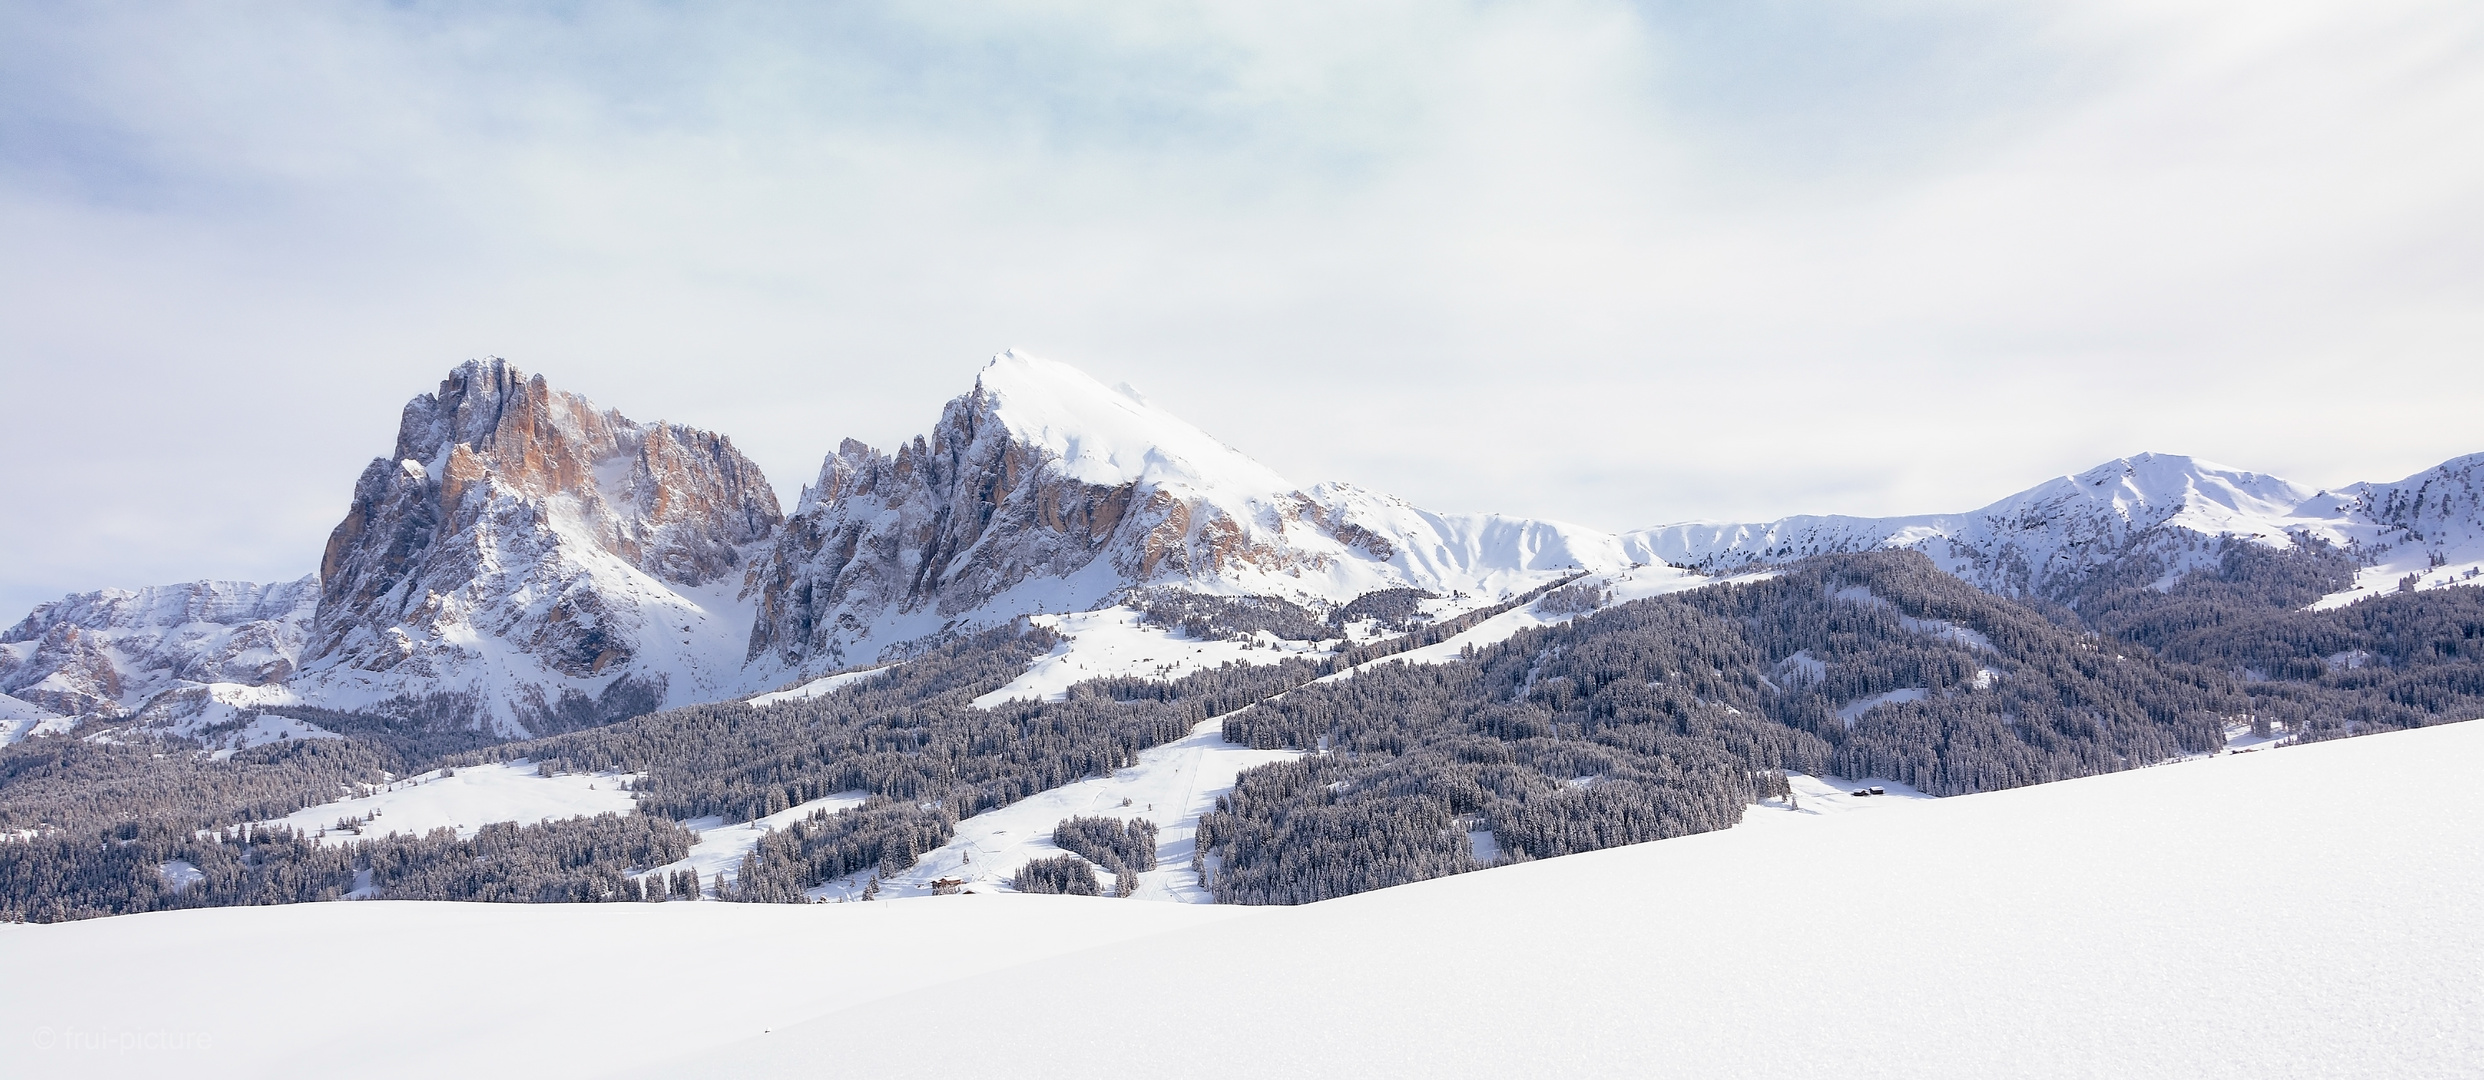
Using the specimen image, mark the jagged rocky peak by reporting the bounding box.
[304,359,783,735]
[324,358,780,598]
[747,351,1613,673]
[751,352,1240,670]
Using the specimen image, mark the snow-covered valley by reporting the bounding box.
[5,716,2472,1080]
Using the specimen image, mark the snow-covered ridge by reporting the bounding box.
[1629,452,2484,608]
[976,351,1296,495]
[0,577,318,744]
[743,351,1635,678]
[13,356,2484,747]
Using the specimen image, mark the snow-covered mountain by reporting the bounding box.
[295,359,784,735]
[2316,452,2484,606]
[9,353,2482,743]
[7,353,1629,741]
[5,361,787,742]
[744,351,1621,674]
[1629,452,2484,608]
[0,578,317,742]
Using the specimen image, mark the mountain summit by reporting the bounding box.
[299,359,782,734]
[745,351,1610,673]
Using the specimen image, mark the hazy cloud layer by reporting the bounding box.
[4,1,2481,616]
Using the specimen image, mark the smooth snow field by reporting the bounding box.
[269,760,638,844]
[4,722,2477,1080]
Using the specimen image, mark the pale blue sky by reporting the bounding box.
[4,1,2481,617]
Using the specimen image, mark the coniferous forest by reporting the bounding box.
[5,549,2480,921]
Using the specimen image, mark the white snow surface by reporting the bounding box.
[980,351,1297,495]
[268,760,638,844]
[1737,771,1934,827]
[7,719,2473,1079]
[0,896,1246,1080]
[1835,687,1931,726]
[816,715,1303,901]
[652,790,873,896]
[0,691,69,744]
[746,666,893,707]
[1378,564,1752,669]
[972,607,1334,709]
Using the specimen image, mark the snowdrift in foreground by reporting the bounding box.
[3,720,2474,1080]
[696,720,2484,1080]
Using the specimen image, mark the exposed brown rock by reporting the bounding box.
[303,358,782,733]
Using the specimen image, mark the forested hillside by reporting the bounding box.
[4,551,2478,921]
[1199,551,2481,904]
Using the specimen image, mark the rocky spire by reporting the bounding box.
[303,359,783,734]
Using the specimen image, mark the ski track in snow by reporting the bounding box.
[6,719,2475,1080]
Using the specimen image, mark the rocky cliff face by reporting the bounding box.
[298,359,782,735]
[744,352,1611,674]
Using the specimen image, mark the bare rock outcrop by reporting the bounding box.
[301,359,782,735]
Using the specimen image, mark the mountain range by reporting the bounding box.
[5,351,2481,744]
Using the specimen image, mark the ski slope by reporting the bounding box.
[4,720,2474,1080]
